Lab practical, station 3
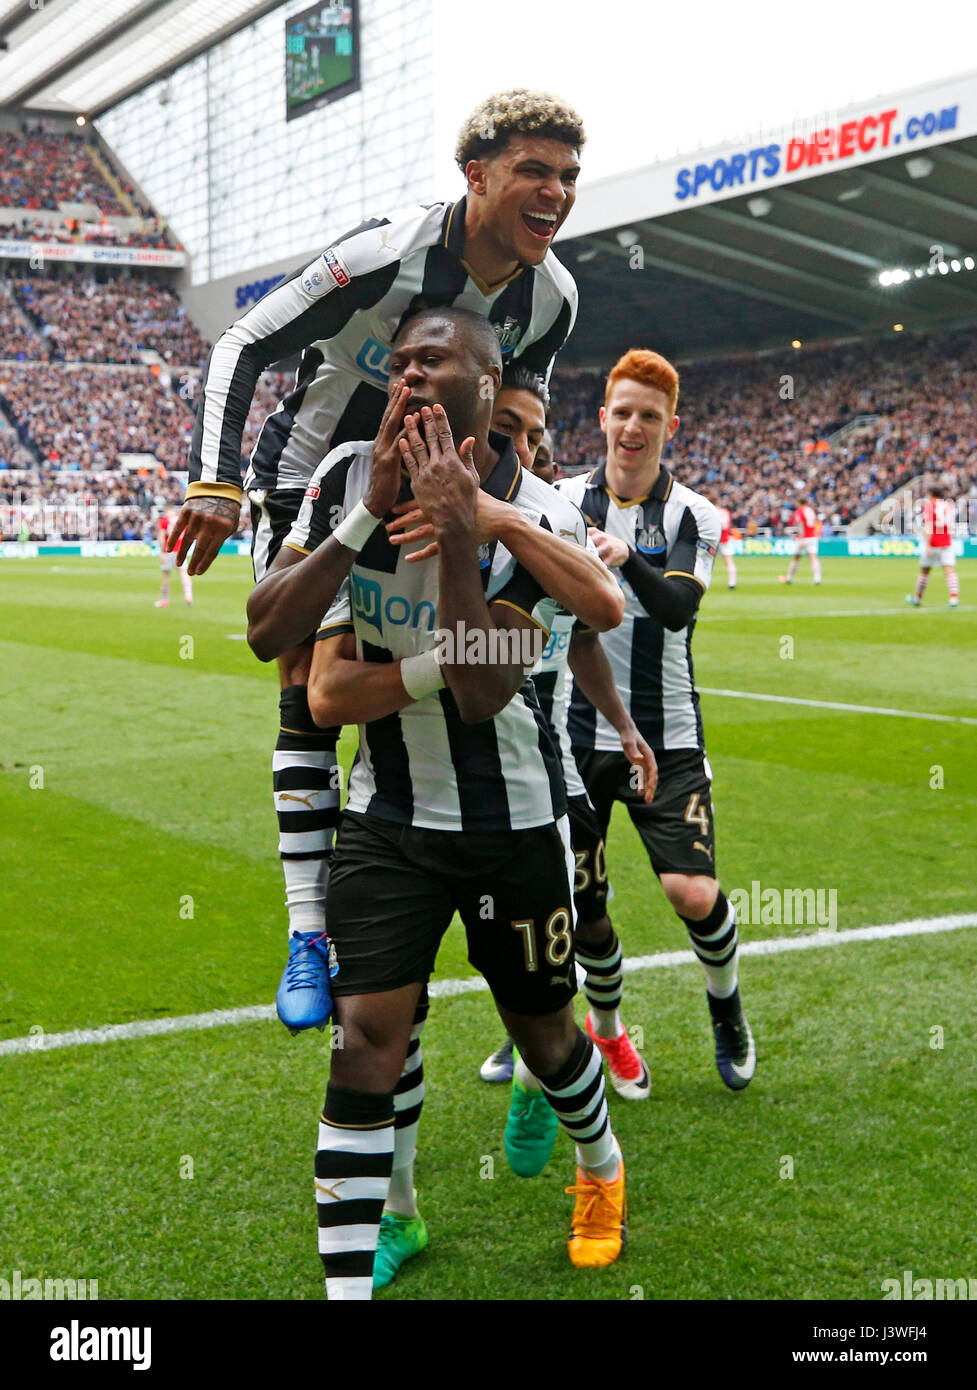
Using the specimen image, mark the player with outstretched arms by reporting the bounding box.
[246,308,629,1299]
[558,350,757,1095]
[907,483,960,608]
[168,90,588,1029]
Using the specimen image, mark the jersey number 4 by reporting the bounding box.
[683,793,710,836]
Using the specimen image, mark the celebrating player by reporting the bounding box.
[907,483,960,608]
[247,308,629,1299]
[559,349,756,1094]
[154,511,192,607]
[168,90,587,1028]
[779,496,822,585]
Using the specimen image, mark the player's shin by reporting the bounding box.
[681,889,738,999]
[274,684,340,936]
[575,926,624,1039]
[386,992,427,1217]
[537,1028,619,1181]
[316,1083,395,1301]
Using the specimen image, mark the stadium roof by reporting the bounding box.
[553,73,977,366]
[0,0,284,116]
[554,135,977,367]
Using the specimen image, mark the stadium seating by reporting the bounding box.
[0,260,973,539]
[551,328,977,529]
[9,272,208,367]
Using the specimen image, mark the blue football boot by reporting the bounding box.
[276,931,337,1035]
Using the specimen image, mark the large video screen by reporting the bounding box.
[285,1,360,122]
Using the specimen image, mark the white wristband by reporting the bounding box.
[400,648,445,701]
[333,500,380,552]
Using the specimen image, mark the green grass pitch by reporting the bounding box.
[1,554,974,1301]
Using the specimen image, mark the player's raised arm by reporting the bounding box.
[588,519,705,632]
[386,493,623,631]
[247,385,409,660]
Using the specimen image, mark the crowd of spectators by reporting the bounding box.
[0,124,177,250]
[550,328,977,529]
[0,216,174,251]
[0,363,195,472]
[0,467,253,543]
[0,281,45,361]
[1,259,974,542]
[10,272,208,366]
[0,128,127,216]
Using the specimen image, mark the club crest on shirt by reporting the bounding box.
[477,542,492,569]
[634,525,666,554]
[494,316,523,354]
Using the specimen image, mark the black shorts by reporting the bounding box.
[567,792,609,923]
[325,810,577,1016]
[249,487,308,582]
[573,747,717,879]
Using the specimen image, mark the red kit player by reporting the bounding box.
[907,486,959,608]
[715,501,737,589]
[779,499,821,585]
[155,513,193,607]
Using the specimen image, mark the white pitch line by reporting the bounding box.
[701,605,975,622]
[2,913,975,1060]
[699,687,977,725]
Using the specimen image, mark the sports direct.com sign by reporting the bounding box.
[674,99,959,203]
[564,73,977,237]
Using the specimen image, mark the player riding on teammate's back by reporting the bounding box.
[168,90,587,1026]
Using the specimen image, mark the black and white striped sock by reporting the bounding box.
[575,928,624,1035]
[274,685,340,937]
[538,1029,619,1180]
[682,890,738,1000]
[316,1083,395,1301]
[387,989,428,1216]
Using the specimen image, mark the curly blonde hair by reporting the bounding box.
[455,89,586,170]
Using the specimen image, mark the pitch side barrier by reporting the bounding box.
[0,539,975,559]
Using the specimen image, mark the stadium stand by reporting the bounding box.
[8,271,207,366]
[0,125,178,250]
[551,328,977,529]
[0,260,973,540]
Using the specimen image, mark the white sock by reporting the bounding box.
[385,1166,417,1218]
[589,1006,623,1040]
[514,1055,542,1091]
[579,1135,622,1184]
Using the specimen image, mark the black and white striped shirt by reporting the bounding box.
[186,198,576,500]
[560,465,720,751]
[531,611,588,799]
[289,433,589,833]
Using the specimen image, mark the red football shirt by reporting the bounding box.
[923,497,953,548]
[790,505,818,537]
